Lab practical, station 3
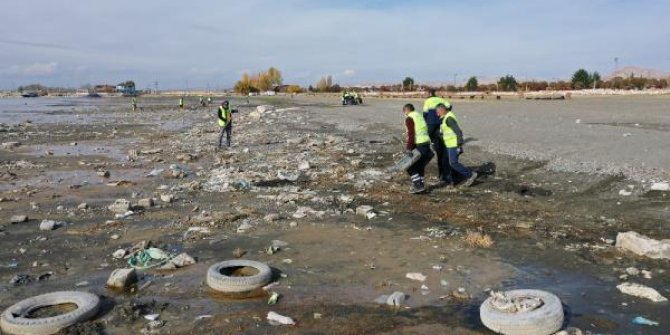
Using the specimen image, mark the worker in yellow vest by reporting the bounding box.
[423,89,451,182]
[131,97,137,112]
[436,104,477,187]
[217,100,233,148]
[179,97,184,109]
[403,103,434,194]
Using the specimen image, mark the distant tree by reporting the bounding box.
[402,77,415,91]
[286,85,302,94]
[571,69,592,89]
[498,75,518,91]
[17,86,23,93]
[316,75,335,92]
[446,85,457,92]
[465,76,478,91]
[308,85,314,92]
[267,67,283,86]
[234,72,257,94]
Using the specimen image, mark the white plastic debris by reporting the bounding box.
[650,182,670,191]
[617,282,668,302]
[267,311,295,326]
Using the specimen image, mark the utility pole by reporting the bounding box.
[154,81,158,94]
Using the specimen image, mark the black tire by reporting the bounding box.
[1,291,100,335]
[206,259,272,293]
[480,289,564,335]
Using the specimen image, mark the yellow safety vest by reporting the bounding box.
[407,111,430,145]
[423,96,451,112]
[440,111,459,148]
[218,106,232,127]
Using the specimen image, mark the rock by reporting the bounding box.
[618,189,632,196]
[2,141,21,149]
[39,220,62,231]
[237,220,254,233]
[170,253,196,268]
[9,274,35,286]
[112,249,127,259]
[97,170,110,178]
[137,198,154,208]
[625,267,640,276]
[267,311,295,326]
[106,268,138,289]
[406,272,427,282]
[650,182,670,191]
[10,215,29,224]
[298,161,311,171]
[264,213,280,222]
[387,291,406,306]
[355,205,374,218]
[77,203,89,210]
[160,194,175,203]
[257,105,276,114]
[616,231,670,260]
[554,327,584,335]
[176,153,197,162]
[616,282,668,302]
[249,111,262,121]
[108,199,132,214]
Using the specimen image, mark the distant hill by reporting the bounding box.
[607,66,669,79]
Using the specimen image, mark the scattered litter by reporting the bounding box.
[616,282,668,302]
[267,311,295,326]
[616,231,670,260]
[650,182,670,191]
[267,291,280,305]
[194,315,213,322]
[144,314,160,321]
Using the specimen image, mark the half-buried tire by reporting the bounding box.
[1,291,100,335]
[480,289,564,335]
[206,259,272,293]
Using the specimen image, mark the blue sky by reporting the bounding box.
[0,0,668,89]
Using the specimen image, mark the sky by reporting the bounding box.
[1,0,668,90]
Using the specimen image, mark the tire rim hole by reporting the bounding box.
[220,266,259,277]
[25,303,78,318]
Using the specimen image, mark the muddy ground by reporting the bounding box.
[0,95,668,335]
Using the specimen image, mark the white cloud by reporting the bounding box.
[3,62,58,76]
[343,69,356,77]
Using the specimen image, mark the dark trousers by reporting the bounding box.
[218,123,232,148]
[407,144,434,177]
[443,147,472,181]
[428,124,445,179]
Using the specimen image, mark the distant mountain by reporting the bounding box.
[607,66,669,79]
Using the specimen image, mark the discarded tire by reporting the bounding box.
[206,259,272,293]
[480,289,564,335]
[1,291,100,335]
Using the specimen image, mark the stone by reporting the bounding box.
[249,111,262,121]
[298,161,311,171]
[108,199,132,214]
[39,220,62,231]
[112,249,127,259]
[106,268,138,289]
[406,272,427,282]
[97,170,110,178]
[77,203,89,210]
[237,220,254,233]
[616,231,670,260]
[355,205,374,218]
[10,215,29,224]
[257,105,276,114]
[264,213,280,222]
[625,267,640,276]
[650,182,670,191]
[170,253,196,268]
[616,282,668,302]
[387,291,406,306]
[267,311,295,326]
[160,194,175,203]
[137,198,154,208]
[1,142,21,149]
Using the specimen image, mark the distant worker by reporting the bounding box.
[207,96,212,105]
[217,100,233,149]
[436,103,477,187]
[403,103,433,194]
[341,91,348,105]
[179,97,184,109]
[423,89,451,182]
[131,97,137,112]
[199,96,206,107]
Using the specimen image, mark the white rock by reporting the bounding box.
[112,249,127,259]
[77,203,89,210]
[170,253,196,267]
[257,105,276,114]
[616,282,668,302]
[406,272,427,282]
[237,221,254,233]
[618,189,632,196]
[144,314,160,321]
[108,199,132,214]
[625,267,640,276]
[298,161,311,171]
[160,194,175,203]
[650,182,670,191]
[1,142,21,149]
[106,268,138,289]
[10,215,29,224]
[616,231,670,260]
[267,311,295,326]
[137,198,154,208]
[355,205,374,217]
[39,220,62,231]
[249,111,262,121]
[386,291,406,306]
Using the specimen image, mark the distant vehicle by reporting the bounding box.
[342,94,363,106]
[21,92,39,98]
[262,90,276,96]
